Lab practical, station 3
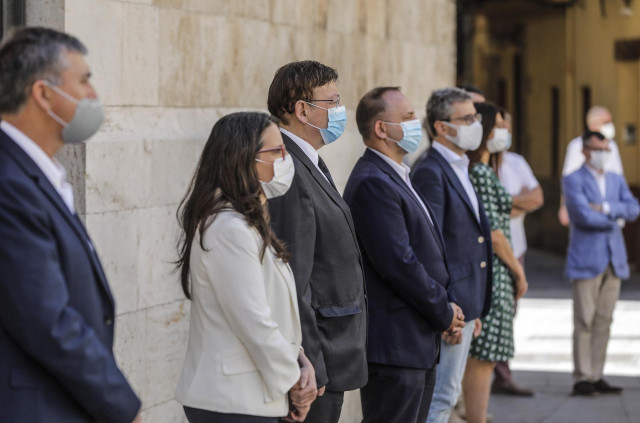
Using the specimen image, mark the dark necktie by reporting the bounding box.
[317,156,337,190]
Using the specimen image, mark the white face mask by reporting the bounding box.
[589,150,610,170]
[256,154,295,199]
[442,120,483,151]
[599,122,615,140]
[486,128,511,153]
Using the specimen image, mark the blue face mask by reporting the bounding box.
[383,119,423,153]
[304,102,347,144]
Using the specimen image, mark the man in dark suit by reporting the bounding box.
[343,86,465,423]
[411,87,492,423]
[266,60,367,423]
[0,28,140,423]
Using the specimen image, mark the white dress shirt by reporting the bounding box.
[431,141,480,221]
[279,128,330,184]
[1,120,75,213]
[368,148,433,225]
[499,152,539,258]
[562,136,623,176]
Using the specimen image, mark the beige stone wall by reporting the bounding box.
[33,0,457,421]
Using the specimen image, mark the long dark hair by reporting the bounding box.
[467,102,501,173]
[175,112,289,299]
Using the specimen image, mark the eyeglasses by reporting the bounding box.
[444,113,482,125]
[309,95,341,108]
[585,147,611,153]
[257,144,287,161]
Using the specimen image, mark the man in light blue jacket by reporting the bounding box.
[563,130,640,397]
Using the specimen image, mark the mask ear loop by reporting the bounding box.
[42,80,79,129]
[380,121,404,144]
[303,101,330,131]
[43,80,80,104]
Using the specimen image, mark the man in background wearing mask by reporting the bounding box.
[266,60,367,423]
[559,106,623,226]
[344,87,465,423]
[0,28,141,422]
[411,87,493,423]
[563,130,639,397]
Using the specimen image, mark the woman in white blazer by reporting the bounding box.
[175,112,317,423]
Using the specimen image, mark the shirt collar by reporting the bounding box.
[431,141,469,167]
[368,147,411,181]
[0,120,68,190]
[280,127,319,166]
[585,163,605,180]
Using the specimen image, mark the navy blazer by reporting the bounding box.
[0,130,140,423]
[411,147,492,321]
[343,149,453,370]
[564,166,640,280]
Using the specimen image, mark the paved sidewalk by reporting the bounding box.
[488,249,640,423]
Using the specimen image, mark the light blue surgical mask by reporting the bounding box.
[383,119,423,153]
[304,102,347,144]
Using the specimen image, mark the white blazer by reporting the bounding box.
[175,209,302,417]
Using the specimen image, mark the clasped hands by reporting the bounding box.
[284,350,321,422]
[442,303,465,345]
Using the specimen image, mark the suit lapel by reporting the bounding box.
[1,131,114,305]
[282,134,361,249]
[429,148,482,229]
[605,171,616,202]
[272,254,300,316]
[581,166,604,202]
[283,135,341,202]
[364,149,446,256]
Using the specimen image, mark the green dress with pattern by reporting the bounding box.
[468,162,515,362]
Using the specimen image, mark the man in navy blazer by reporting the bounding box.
[411,87,492,423]
[343,87,465,423]
[563,130,639,396]
[0,28,140,422]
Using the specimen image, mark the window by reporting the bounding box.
[1,1,26,38]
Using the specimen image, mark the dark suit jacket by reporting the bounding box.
[343,149,454,369]
[0,130,140,423]
[411,147,492,321]
[267,132,367,392]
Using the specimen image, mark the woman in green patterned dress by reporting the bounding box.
[461,102,528,423]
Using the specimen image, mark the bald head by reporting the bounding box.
[586,106,612,131]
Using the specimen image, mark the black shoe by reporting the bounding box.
[492,380,535,396]
[572,381,598,396]
[593,379,623,394]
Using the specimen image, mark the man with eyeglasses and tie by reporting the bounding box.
[266,60,367,423]
[411,87,493,423]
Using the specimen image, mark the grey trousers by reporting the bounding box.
[572,265,621,381]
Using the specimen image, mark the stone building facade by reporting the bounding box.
[20,0,457,421]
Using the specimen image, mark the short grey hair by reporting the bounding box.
[0,27,87,115]
[425,87,472,135]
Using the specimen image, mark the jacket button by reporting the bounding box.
[478,236,485,243]
[104,315,113,326]
[480,261,487,268]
